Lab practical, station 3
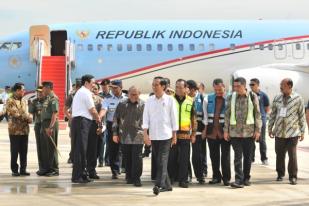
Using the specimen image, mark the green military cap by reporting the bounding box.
[36,85,43,92]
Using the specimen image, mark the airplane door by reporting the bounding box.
[274,40,287,60]
[292,41,305,59]
[29,25,51,61]
[50,31,67,56]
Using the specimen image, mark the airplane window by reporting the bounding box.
[146,44,152,51]
[230,43,236,50]
[268,44,274,50]
[167,44,173,51]
[117,44,123,51]
[198,43,205,51]
[259,44,264,50]
[0,42,12,50]
[278,44,283,50]
[77,44,84,51]
[157,44,163,51]
[11,42,22,50]
[249,44,255,50]
[209,43,215,51]
[178,44,184,51]
[307,43,309,50]
[88,44,93,51]
[136,44,142,51]
[189,44,195,51]
[295,43,301,50]
[127,44,133,51]
[97,44,103,51]
[107,44,113,52]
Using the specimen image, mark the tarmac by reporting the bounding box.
[0,122,308,206]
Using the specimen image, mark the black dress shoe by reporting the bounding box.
[72,178,88,183]
[98,163,103,167]
[276,176,283,181]
[20,171,30,176]
[197,178,205,184]
[244,179,251,186]
[153,186,160,195]
[209,178,221,184]
[12,172,20,177]
[36,170,46,176]
[134,180,142,187]
[289,178,297,185]
[160,187,173,192]
[112,174,119,179]
[179,181,189,188]
[89,174,100,179]
[231,182,244,188]
[44,171,58,177]
[126,179,133,184]
[223,180,230,186]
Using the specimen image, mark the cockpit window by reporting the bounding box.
[0,42,22,51]
[11,42,22,50]
[0,42,12,50]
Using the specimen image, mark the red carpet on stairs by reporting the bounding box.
[40,56,66,120]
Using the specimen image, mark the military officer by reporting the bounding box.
[29,86,45,175]
[39,81,59,176]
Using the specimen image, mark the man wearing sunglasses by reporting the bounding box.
[249,78,270,165]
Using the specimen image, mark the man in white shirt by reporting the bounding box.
[71,74,101,184]
[143,76,178,195]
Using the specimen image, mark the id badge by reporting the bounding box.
[279,107,287,117]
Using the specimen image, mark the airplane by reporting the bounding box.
[0,20,309,107]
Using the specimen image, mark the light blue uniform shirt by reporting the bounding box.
[102,93,127,122]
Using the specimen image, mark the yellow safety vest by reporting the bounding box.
[230,92,255,125]
[175,95,194,131]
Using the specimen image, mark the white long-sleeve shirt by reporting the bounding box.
[142,93,178,140]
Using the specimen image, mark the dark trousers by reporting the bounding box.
[207,138,231,181]
[69,124,74,162]
[152,139,172,189]
[9,135,28,173]
[40,121,59,173]
[275,137,298,179]
[168,139,191,183]
[231,138,254,184]
[191,135,205,179]
[122,144,143,182]
[87,121,99,175]
[97,130,108,165]
[252,122,268,162]
[106,121,121,175]
[71,116,92,181]
[202,138,208,174]
[151,149,157,180]
[34,123,43,171]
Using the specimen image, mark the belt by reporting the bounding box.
[177,131,190,135]
[74,116,92,121]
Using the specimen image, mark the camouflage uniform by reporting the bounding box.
[40,92,59,174]
[6,95,31,173]
[29,97,44,171]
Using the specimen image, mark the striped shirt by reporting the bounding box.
[268,92,306,138]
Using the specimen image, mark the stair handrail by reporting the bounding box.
[35,39,45,87]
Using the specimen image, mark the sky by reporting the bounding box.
[1,0,309,35]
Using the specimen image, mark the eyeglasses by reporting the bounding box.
[249,84,255,87]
